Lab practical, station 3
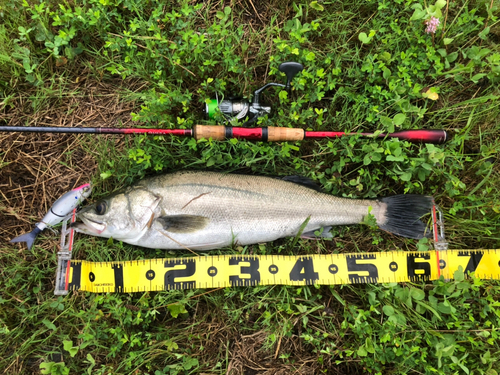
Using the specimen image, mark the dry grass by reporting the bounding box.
[0,77,139,246]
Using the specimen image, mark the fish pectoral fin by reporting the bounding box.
[301,226,333,239]
[155,215,210,233]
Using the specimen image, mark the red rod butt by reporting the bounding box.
[305,129,448,144]
[386,130,448,144]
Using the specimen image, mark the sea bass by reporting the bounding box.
[72,171,432,250]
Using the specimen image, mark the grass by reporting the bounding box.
[1,0,500,373]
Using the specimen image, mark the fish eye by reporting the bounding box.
[95,201,107,215]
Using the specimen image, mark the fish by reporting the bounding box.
[10,183,92,250]
[71,171,433,251]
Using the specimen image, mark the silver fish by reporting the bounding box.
[72,171,432,250]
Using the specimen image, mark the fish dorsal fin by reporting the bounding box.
[281,175,324,192]
[155,215,210,233]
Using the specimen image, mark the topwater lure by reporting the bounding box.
[10,183,92,250]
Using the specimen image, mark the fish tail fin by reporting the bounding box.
[10,227,42,250]
[377,195,433,239]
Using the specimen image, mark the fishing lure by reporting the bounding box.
[10,183,92,250]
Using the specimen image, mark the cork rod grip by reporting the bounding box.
[193,125,226,140]
[193,125,305,142]
[267,127,305,142]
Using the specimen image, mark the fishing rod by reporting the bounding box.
[1,61,448,143]
[0,125,448,144]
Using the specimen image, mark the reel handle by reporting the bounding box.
[251,61,304,106]
[279,62,304,91]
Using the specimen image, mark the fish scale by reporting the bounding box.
[73,171,433,250]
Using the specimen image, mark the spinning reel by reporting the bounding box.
[205,62,304,126]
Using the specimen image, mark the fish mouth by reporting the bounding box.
[70,216,106,235]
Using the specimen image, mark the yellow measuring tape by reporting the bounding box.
[62,250,499,293]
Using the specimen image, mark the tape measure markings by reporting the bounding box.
[65,250,499,293]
